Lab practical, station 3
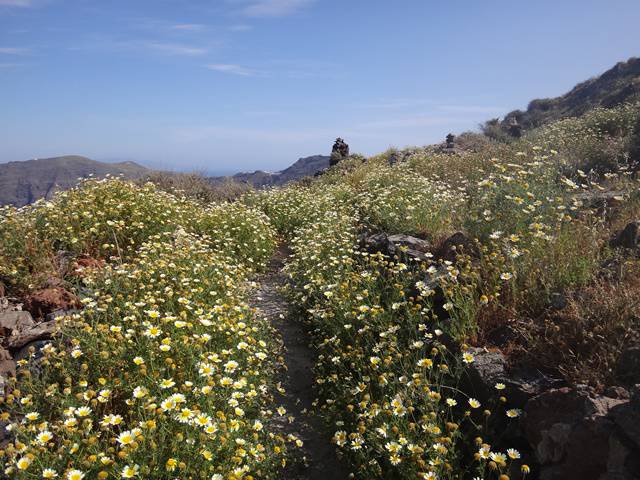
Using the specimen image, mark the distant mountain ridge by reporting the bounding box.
[213,155,330,188]
[0,156,149,207]
[0,154,330,207]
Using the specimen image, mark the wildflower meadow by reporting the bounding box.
[2,102,640,479]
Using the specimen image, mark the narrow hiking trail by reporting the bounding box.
[249,246,350,480]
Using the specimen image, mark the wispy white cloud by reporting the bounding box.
[145,42,208,56]
[170,24,207,32]
[0,47,29,55]
[67,33,216,58]
[0,0,32,6]
[239,0,315,17]
[204,58,340,79]
[205,63,261,76]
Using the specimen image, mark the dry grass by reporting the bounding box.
[507,266,640,390]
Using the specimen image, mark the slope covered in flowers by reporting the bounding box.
[247,103,640,479]
[0,180,295,479]
[1,102,640,480]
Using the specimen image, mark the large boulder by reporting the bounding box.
[360,232,432,262]
[5,320,57,350]
[0,310,57,351]
[0,311,35,335]
[609,386,640,449]
[524,387,640,480]
[464,347,563,406]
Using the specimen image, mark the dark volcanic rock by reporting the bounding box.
[360,233,432,262]
[14,340,51,363]
[486,324,522,347]
[610,221,640,249]
[524,387,640,480]
[609,386,640,448]
[549,292,568,310]
[617,348,640,386]
[464,347,564,406]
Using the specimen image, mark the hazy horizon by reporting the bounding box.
[1,0,639,173]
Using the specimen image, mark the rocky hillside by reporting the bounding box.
[215,154,330,188]
[3,59,640,480]
[0,156,149,207]
[485,57,640,138]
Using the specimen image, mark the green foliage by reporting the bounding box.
[4,101,640,480]
[0,179,275,290]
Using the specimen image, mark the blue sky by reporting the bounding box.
[1,0,639,174]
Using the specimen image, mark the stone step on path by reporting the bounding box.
[249,246,350,480]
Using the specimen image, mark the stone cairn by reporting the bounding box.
[446,133,455,149]
[329,138,350,167]
[508,117,523,138]
[442,133,457,154]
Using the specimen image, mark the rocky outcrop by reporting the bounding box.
[387,150,410,166]
[0,310,57,351]
[360,232,432,262]
[523,386,640,480]
[463,347,640,479]
[464,347,565,406]
[0,309,59,397]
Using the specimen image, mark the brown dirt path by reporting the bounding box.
[249,246,350,480]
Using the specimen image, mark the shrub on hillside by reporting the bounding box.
[143,172,253,203]
[0,179,275,291]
